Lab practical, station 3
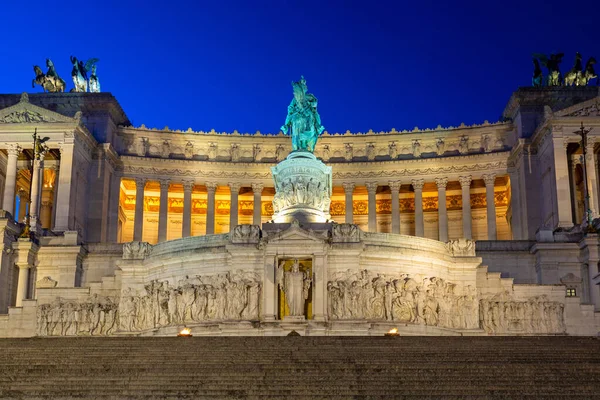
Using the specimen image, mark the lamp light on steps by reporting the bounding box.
[177,327,192,337]
[384,328,399,337]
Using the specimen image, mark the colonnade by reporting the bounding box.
[131,179,266,241]
[124,174,501,243]
[342,175,497,241]
[1,144,59,232]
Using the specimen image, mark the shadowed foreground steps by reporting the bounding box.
[1,337,600,399]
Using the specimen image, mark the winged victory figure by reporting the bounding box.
[70,56,99,92]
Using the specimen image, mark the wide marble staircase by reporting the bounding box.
[0,336,599,399]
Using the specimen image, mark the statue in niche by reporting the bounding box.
[280,76,324,153]
[275,145,286,162]
[344,143,353,161]
[230,143,240,162]
[184,142,194,159]
[277,259,311,317]
[207,143,217,160]
[436,138,445,155]
[388,142,397,159]
[32,59,66,93]
[321,144,331,161]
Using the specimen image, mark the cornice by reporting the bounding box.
[120,150,509,183]
[118,121,511,139]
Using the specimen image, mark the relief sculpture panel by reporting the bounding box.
[327,269,479,330]
[37,295,118,337]
[479,292,566,334]
[119,270,261,332]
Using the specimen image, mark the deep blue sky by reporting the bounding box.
[1,1,598,133]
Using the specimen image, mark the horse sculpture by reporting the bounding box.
[70,56,99,92]
[578,57,597,86]
[31,59,66,93]
[533,53,564,86]
[564,52,583,86]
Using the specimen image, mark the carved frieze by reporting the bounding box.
[331,223,360,243]
[37,295,118,337]
[119,272,262,332]
[480,292,566,334]
[230,224,260,244]
[123,241,152,260]
[327,270,479,330]
[445,238,476,256]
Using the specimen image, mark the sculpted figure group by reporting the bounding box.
[532,52,597,87]
[480,292,566,334]
[37,295,118,336]
[119,271,262,332]
[32,56,101,93]
[272,176,330,214]
[327,270,479,330]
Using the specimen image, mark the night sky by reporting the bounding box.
[1,1,598,133]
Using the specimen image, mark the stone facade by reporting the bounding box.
[0,87,600,336]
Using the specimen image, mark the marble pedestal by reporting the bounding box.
[271,151,332,224]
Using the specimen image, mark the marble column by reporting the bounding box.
[107,172,121,243]
[342,182,355,224]
[206,182,217,235]
[251,183,263,226]
[228,182,241,230]
[585,143,599,218]
[365,182,378,232]
[54,142,75,232]
[553,137,574,227]
[2,144,21,216]
[483,173,497,240]
[435,177,448,242]
[389,181,401,234]
[411,179,425,237]
[133,177,146,241]
[158,179,170,242]
[459,175,472,239]
[29,155,45,232]
[508,167,523,240]
[15,263,29,307]
[182,180,194,238]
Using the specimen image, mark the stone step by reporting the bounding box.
[1,337,599,398]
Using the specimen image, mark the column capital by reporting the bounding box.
[458,175,472,188]
[342,182,355,193]
[182,180,195,192]
[388,181,401,192]
[205,182,218,193]
[251,183,264,194]
[482,173,496,186]
[365,182,378,193]
[228,182,242,193]
[411,179,425,191]
[6,144,22,157]
[435,177,448,189]
[134,177,146,189]
[158,179,171,190]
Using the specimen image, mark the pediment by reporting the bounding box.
[555,96,600,118]
[0,93,76,124]
[263,224,328,243]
